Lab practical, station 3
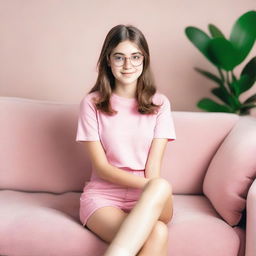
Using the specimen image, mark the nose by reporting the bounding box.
[123,57,132,69]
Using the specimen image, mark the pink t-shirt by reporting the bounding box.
[76,91,176,179]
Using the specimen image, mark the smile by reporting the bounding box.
[121,72,135,75]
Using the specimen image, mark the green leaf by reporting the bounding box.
[194,67,223,85]
[235,74,255,95]
[239,104,256,114]
[208,38,240,70]
[211,87,239,109]
[230,80,240,96]
[243,93,256,104]
[239,108,251,115]
[229,10,256,64]
[237,57,256,94]
[208,24,226,38]
[197,98,233,112]
[241,56,256,82]
[185,27,217,66]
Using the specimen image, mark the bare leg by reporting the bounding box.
[137,220,169,256]
[104,178,172,256]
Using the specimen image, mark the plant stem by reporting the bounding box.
[226,71,230,85]
[231,70,237,82]
[216,67,227,91]
[217,68,225,82]
[226,71,232,94]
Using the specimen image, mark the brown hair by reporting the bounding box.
[88,24,161,115]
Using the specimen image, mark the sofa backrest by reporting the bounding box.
[0,97,239,194]
[0,97,90,194]
[160,111,239,194]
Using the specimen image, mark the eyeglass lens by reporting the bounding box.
[111,54,144,66]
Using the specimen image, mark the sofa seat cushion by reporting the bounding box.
[0,190,107,256]
[0,191,241,256]
[170,195,240,256]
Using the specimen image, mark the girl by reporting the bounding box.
[76,24,176,256]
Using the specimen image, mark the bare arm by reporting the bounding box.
[83,141,150,189]
[145,138,173,223]
[145,138,168,179]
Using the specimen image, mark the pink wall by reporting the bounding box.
[0,0,255,116]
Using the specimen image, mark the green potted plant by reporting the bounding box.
[185,10,256,115]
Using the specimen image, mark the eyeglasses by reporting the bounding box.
[110,53,144,67]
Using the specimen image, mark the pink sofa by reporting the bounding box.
[0,96,255,256]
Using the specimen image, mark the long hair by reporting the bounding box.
[89,24,161,115]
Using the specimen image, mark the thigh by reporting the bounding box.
[86,206,128,243]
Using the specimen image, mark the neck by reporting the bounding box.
[113,83,137,98]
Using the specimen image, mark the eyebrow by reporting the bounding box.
[113,52,142,55]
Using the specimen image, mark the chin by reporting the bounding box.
[119,79,138,85]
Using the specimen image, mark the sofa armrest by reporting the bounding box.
[245,178,256,256]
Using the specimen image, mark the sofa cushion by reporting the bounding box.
[0,190,107,256]
[169,195,240,256]
[0,191,240,256]
[0,97,90,193]
[203,116,256,226]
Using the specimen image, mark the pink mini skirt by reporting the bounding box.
[79,168,145,227]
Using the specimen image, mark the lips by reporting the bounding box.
[122,72,135,74]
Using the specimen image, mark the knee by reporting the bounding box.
[146,178,172,196]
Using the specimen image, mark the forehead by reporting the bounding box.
[112,40,142,55]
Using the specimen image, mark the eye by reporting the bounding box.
[132,55,142,60]
[114,56,123,61]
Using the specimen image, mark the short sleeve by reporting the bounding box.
[76,96,100,142]
[153,95,176,142]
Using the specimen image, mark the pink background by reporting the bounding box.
[0,0,255,116]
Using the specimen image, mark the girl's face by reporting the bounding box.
[108,40,144,88]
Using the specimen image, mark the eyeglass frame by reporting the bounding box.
[109,53,144,67]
